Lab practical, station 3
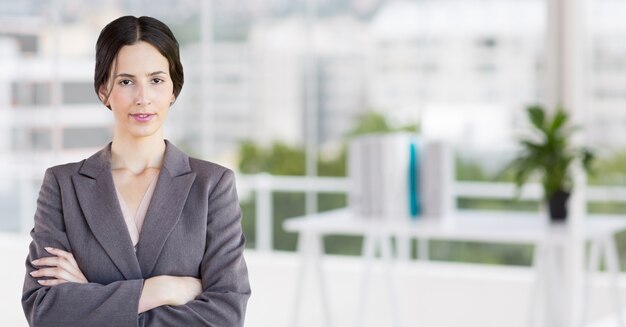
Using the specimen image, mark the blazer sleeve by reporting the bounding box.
[138,168,251,327]
[22,168,144,327]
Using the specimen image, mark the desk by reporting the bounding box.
[284,209,626,327]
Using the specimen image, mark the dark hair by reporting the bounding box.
[94,16,184,109]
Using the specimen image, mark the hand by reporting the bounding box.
[165,276,203,306]
[139,275,202,313]
[30,247,88,286]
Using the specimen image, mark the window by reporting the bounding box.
[62,127,111,149]
[63,82,99,104]
[11,82,51,107]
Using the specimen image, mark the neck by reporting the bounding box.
[111,135,166,174]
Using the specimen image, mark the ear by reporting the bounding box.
[98,85,109,106]
[170,94,176,106]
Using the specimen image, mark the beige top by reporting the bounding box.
[114,172,160,250]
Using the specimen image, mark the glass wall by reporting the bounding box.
[588,0,626,262]
[588,0,626,188]
[7,0,624,265]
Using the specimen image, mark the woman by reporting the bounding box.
[22,16,250,326]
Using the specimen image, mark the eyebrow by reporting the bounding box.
[114,71,168,78]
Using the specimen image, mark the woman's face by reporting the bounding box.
[100,41,175,140]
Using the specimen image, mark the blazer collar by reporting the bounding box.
[78,139,192,179]
[73,140,196,279]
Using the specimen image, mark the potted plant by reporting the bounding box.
[505,105,594,222]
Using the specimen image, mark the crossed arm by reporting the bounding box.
[23,168,251,326]
[29,247,202,313]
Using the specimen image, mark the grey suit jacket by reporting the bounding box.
[22,140,251,327]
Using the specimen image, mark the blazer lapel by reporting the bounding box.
[136,140,196,277]
[72,143,143,280]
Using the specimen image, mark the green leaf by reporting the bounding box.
[549,110,568,134]
[581,148,595,174]
[527,106,545,130]
[505,104,595,201]
[520,139,545,153]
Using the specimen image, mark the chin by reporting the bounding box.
[128,127,162,139]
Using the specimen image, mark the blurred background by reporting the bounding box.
[3,0,626,326]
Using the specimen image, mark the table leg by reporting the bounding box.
[604,235,624,327]
[418,238,429,261]
[528,242,545,327]
[545,243,565,327]
[529,241,565,327]
[291,232,333,327]
[380,233,403,327]
[355,233,403,327]
[396,236,411,261]
[291,233,311,327]
[355,233,377,327]
[316,235,333,327]
[579,239,601,327]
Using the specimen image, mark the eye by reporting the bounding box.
[151,78,165,84]
[119,79,133,86]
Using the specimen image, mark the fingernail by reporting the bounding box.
[29,271,36,276]
[37,280,45,284]
[31,260,39,265]
[44,247,53,252]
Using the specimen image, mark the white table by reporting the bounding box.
[283,209,626,327]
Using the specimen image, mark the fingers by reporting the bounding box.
[45,247,80,269]
[30,266,76,283]
[32,257,84,283]
[33,256,74,273]
[31,247,88,285]
[36,278,68,286]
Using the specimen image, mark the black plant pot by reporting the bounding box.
[548,189,570,222]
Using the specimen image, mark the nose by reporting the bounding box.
[135,84,151,106]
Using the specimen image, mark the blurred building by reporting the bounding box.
[587,0,626,150]
[0,17,111,158]
[4,0,626,232]
[7,0,626,163]
[0,14,113,231]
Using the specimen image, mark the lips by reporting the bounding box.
[130,113,155,122]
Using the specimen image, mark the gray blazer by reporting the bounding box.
[22,140,251,327]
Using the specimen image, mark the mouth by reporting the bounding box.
[130,113,156,122]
